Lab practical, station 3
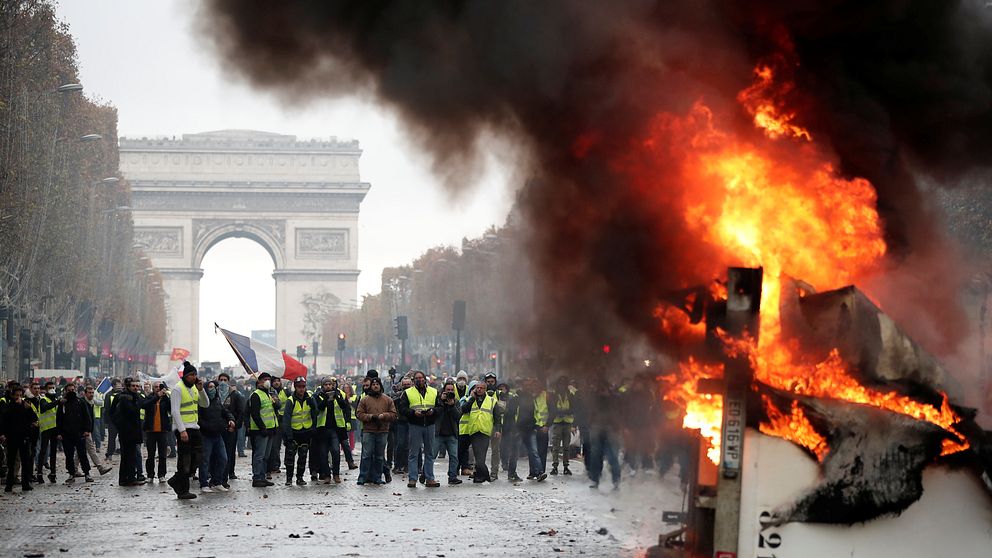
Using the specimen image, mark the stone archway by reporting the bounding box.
[122,130,369,371]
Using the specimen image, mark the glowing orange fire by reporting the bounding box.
[660,358,724,464]
[760,395,828,461]
[646,60,967,464]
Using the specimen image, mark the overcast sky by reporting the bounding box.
[55,0,514,364]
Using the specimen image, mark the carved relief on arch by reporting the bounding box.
[192,218,286,267]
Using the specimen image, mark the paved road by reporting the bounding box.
[0,449,684,557]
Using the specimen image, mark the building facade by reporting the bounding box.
[121,130,369,373]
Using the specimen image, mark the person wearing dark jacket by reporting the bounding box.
[355,377,396,485]
[433,380,463,484]
[110,378,145,486]
[2,385,37,492]
[397,370,440,488]
[198,381,235,492]
[218,372,245,481]
[140,383,171,482]
[282,377,317,486]
[56,382,93,483]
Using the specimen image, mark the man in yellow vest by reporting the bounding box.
[247,373,277,487]
[460,380,503,484]
[398,370,441,488]
[281,377,316,486]
[549,376,575,476]
[166,362,209,499]
[35,381,59,483]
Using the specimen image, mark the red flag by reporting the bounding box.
[280,352,308,381]
[170,347,191,361]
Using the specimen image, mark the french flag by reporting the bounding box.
[216,323,308,381]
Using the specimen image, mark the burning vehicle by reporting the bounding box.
[200,1,992,555]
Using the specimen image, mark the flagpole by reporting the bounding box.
[216,323,257,377]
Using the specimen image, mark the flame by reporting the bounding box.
[639,62,968,464]
[660,359,724,464]
[738,64,811,141]
[759,395,829,461]
[653,303,706,343]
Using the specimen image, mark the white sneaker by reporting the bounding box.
[201,486,214,493]
[158,476,166,483]
[213,485,229,492]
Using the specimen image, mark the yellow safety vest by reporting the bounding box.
[458,396,471,435]
[405,386,438,411]
[93,400,102,419]
[250,389,276,431]
[534,392,549,427]
[39,396,57,432]
[178,383,200,424]
[553,394,574,424]
[466,395,497,436]
[290,398,313,430]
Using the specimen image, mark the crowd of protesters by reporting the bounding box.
[0,363,689,497]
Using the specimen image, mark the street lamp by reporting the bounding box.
[56,83,83,93]
[80,134,102,142]
[101,177,119,184]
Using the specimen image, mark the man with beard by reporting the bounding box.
[217,372,245,481]
[55,382,93,483]
[398,370,440,488]
[282,377,316,486]
[111,378,145,486]
[166,362,209,499]
[355,377,396,485]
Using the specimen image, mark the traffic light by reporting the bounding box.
[394,316,408,340]
[337,333,346,352]
[312,341,319,356]
[19,328,31,359]
[296,344,307,359]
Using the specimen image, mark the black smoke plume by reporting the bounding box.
[201,0,992,366]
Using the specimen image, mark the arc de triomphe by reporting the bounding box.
[120,130,369,372]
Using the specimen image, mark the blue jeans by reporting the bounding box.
[524,430,543,477]
[407,424,435,482]
[250,432,272,481]
[199,433,228,487]
[237,425,247,455]
[435,434,459,480]
[93,417,104,449]
[358,432,387,484]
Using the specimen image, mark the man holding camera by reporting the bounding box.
[398,370,440,488]
[434,379,463,484]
